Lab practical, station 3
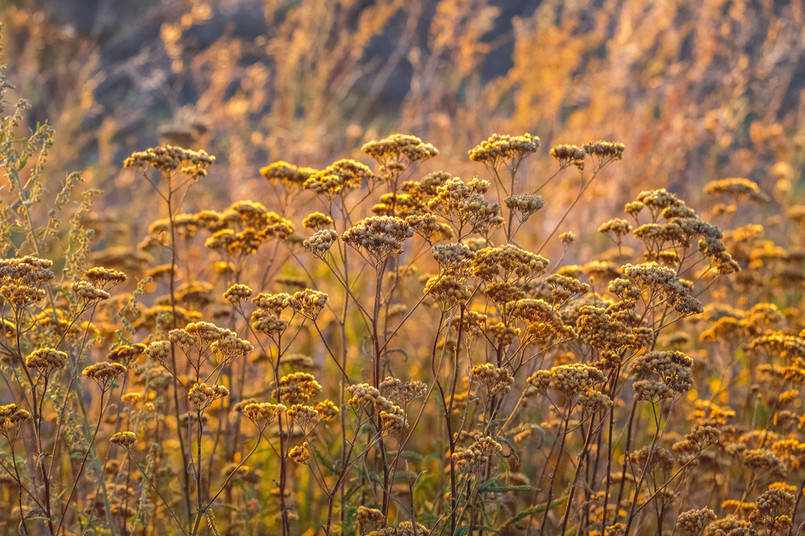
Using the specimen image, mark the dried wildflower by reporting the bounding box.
[633,380,674,401]
[0,256,55,286]
[224,283,253,305]
[314,400,339,421]
[505,193,545,221]
[184,321,228,342]
[107,344,146,366]
[403,380,427,403]
[396,522,432,536]
[168,328,197,348]
[742,449,786,478]
[704,178,768,203]
[489,321,520,346]
[578,389,613,411]
[405,213,454,243]
[576,306,632,350]
[677,507,716,535]
[379,377,404,403]
[599,218,633,239]
[583,140,625,161]
[303,159,373,197]
[343,216,414,262]
[227,200,269,227]
[424,274,472,311]
[124,145,215,180]
[624,201,644,219]
[83,362,127,387]
[469,133,540,165]
[356,506,386,527]
[748,489,794,531]
[241,402,285,427]
[121,392,142,405]
[452,436,503,469]
[630,350,694,397]
[510,298,566,333]
[472,244,547,282]
[274,373,322,405]
[559,231,576,245]
[471,363,514,395]
[621,263,703,316]
[347,383,382,411]
[303,228,338,258]
[188,382,229,410]
[251,309,288,337]
[634,222,685,247]
[550,144,586,168]
[0,284,46,307]
[204,229,237,251]
[673,425,721,454]
[380,405,407,434]
[288,441,311,464]
[770,439,805,469]
[86,267,127,287]
[431,243,475,270]
[287,289,328,319]
[629,445,675,474]
[287,404,319,426]
[25,348,67,375]
[0,404,31,431]
[751,332,805,364]
[547,274,590,303]
[526,370,552,395]
[251,292,290,315]
[260,161,317,187]
[362,134,438,177]
[550,363,606,397]
[427,177,502,235]
[211,332,253,362]
[484,281,525,305]
[145,340,171,363]
[110,431,137,448]
[302,212,334,231]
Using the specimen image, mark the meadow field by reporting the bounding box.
[0,1,804,535]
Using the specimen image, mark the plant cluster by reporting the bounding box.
[2,72,805,536]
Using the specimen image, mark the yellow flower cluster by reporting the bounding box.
[109,431,137,448]
[260,161,317,188]
[303,159,373,197]
[274,373,322,405]
[25,347,67,375]
[124,145,215,180]
[82,362,127,386]
[343,216,414,262]
[0,404,31,431]
[188,382,229,410]
[468,133,540,165]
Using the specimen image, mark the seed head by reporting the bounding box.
[469,133,540,165]
[110,431,137,449]
[25,348,67,375]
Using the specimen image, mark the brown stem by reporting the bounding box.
[539,404,570,536]
[166,184,194,525]
[55,389,107,535]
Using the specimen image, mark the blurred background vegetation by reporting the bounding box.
[1,0,804,249]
